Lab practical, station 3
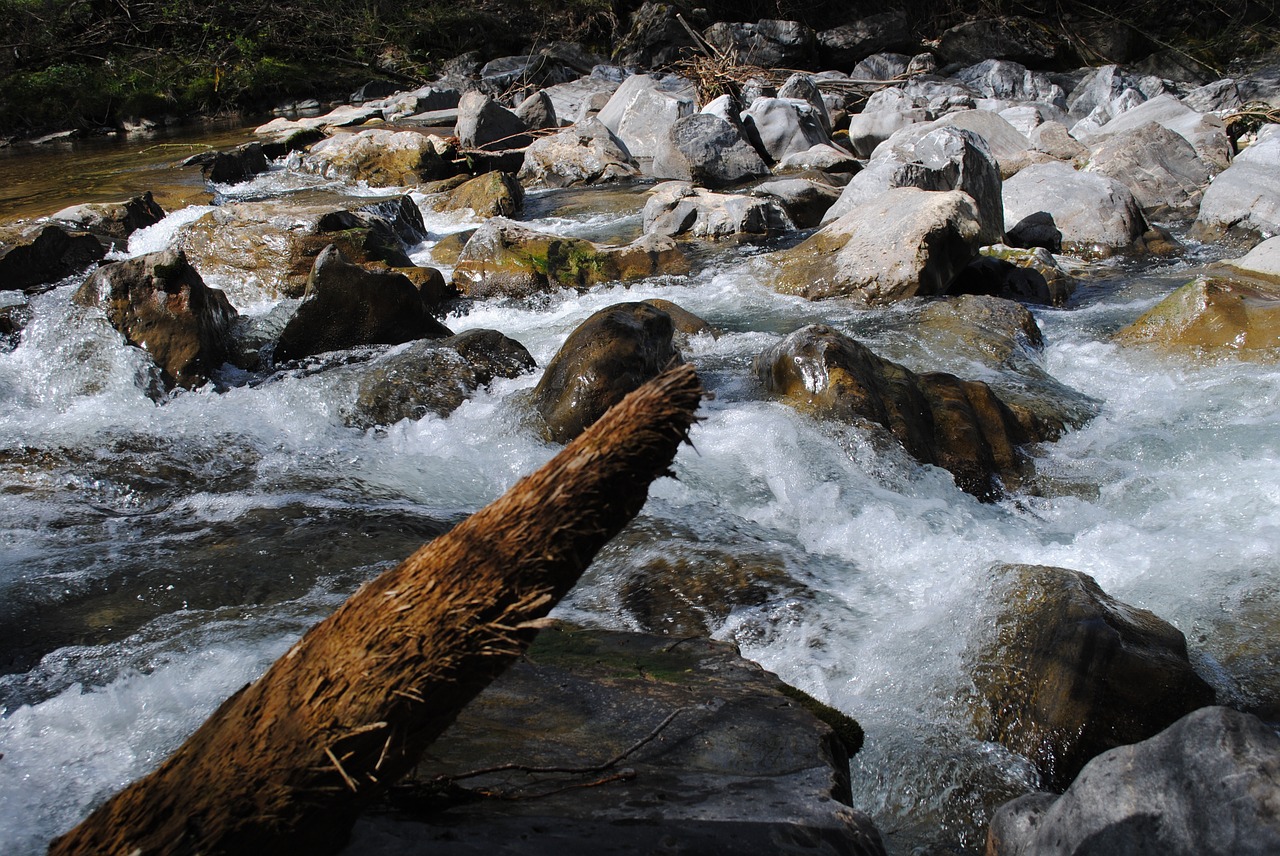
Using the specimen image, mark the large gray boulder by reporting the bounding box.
[1192,123,1280,240]
[824,126,1004,246]
[742,97,831,163]
[845,109,931,159]
[597,73,698,159]
[650,113,769,187]
[776,73,833,135]
[1085,122,1211,219]
[542,71,621,125]
[702,19,817,68]
[456,91,531,151]
[1066,64,1167,126]
[752,177,843,228]
[512,90,557,130]
[878,109,1033,179]
[517,118,639,187]
[955,60,1066,109]
[643,182,793,239]
[987,706,1280,856]
[1076,93,1232,172]
[772,187,982,303]
[1003,162,1147,256]
[611,1,700,68]
[850,53,910,83]
[274,244,452,363]
[72,249,236,390]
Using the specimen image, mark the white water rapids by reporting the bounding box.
[1,153,1277,854]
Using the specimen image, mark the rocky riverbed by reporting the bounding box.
[2,7,1279,854]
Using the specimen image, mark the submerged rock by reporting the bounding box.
[0,224,106,293]
[346,329,535,428]
[772,188,982,304]
[274,245,452,364]
[353,623,885,856]
[532,301,681,444]
[451,219,688,299]
[73,248,237,390]
[755,324,1046,499]
[968,564,1215,790]
[1116,277,1280,358]
[986,706,1279,856]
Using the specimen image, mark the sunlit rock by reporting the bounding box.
[1116,276,1280,358]
[598,73,697,160]
[456,91,532,152]
[292,128,452,187]
[73,248,237,390]
[429,171,524,218]
[650,113,770,188]
[532,301,681,444]
[1192,123,1280,241]
[517,118,640,187]
[643,182,793,240]
[1002,162,1147,257]
[51,192,165,244]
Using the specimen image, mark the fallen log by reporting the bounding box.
[50,363,705,856]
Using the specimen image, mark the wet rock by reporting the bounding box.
[274,245,452,363]
[937,16,1066,68]
[1191,123,1280,241]
[1002,162,1147,257]
[986,706,1277,856]
[949,251,1073,307]
[176,195,428,301]
[512,90,557,130]
[1116,277,1280,358]
[451,219,688,299]
[346,329,535,428]
[756,325,1045,499]
[517,117,639,187]
[394,265,457,315]
[702,19,817,68]
[651,113,770,188]
[531,301,681,443]
[752,176,842,228]
[351,624,885,856]
[612,1,699,68]
[456,91,531,151]
[640,298,717,341]
[774,188,982,304]
[73,248,237,389]
[293,129,451,187]
[825,125,1004,245]
[598,74,698,161]
[742,97,831,163]
[968,564,1215,790]
[817,11,913,68]
[51,192,166,244]
[1084,122,1210,219]
[427,230,475,268]
[0,224,106,293]
[433,171,524,218]
[643,182,792,239]
[189,142,270,185]
[0,300,32,351]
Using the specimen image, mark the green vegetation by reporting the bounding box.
[0,0,1274,137]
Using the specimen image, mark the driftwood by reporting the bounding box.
[49,363,705,856]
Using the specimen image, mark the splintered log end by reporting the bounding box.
[49,364,705,856]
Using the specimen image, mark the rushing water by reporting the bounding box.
[1,129,1277,855]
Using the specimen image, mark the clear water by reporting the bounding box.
[1,136,1277,855]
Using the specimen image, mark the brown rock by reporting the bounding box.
[51,191,166,243]
[435,171,524,218]
[0,224,105,293]
[1116,277,1280,358]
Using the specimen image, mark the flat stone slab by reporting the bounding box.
[345,624,885,855]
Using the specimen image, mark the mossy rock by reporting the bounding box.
[1117,276,1280,358]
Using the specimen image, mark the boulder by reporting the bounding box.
[350,80,399,103]
[517,118,639,187]
[380,85,461,121]
[1225,235,1280,281]
[451,219,688,299]
[968,564,1215,790]
[920,109,1035,178]
[1005,211,1062,252]
[255,104,383,137]
[1084,122,1210,219]
[824,126,1004,245]
[651,113,769,188]
[742,97,831,163]
[1075,93,1232,172]
[346,329,535,428]
[776,143,861,174]
[477,54,578,93]
[1191,123,1280,241]
[434,171,524,218]
[845,110,931,159]
[949,250,1074,307]
[986,706,1279,856]
[817,11,913,68]
[176,195,428,302]
[456,91,532,151]
[643,182,793,239]
[776,73,833,135]
[754,325,1043,499]
[72,248,237,390]
[850,53,909,83]
[702,19,817,68]
[1182,78,1244,114]
[774,188,982,303]
[640,298,718,341]
[1002,162,1147,256]
[1028,121,1090,165]
[189,142,270,185]
[0,224,106,293]
[350,624,885,856]
[531,302,681,443]
[543,71,623,125]
[1065,65,1166,126]
[273,245,452,363]
[752,177,842,228]
[936,16,1066,67]
[1116,277,1280,358]
[512,90,557,130]
[612,1,699,68]
[51,192,166,243]
[598,73,698,159]
[955,60,1066,109]
[293,129,451,187]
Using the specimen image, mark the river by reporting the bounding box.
[1,124,1277,854]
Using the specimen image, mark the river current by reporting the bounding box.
[1,129,1277,854]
